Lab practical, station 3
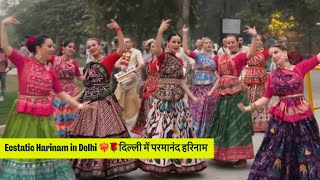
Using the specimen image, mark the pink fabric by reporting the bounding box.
[142,59,158,98]
[264,56,319,122]
[215,52,248,75]
[189,51,197,59]
[51,55,81,79]
[101,52,121,77]
[295,56,319,76]
[215,53,247,95]
[8,49,63,116]
[50,55,81,96]
[261,49,269,59]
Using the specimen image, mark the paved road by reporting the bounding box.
[4,69,320,179]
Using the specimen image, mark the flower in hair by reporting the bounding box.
[27,35,35,46]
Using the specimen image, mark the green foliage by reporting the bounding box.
[235,0,320,35]
[2,0,201,48]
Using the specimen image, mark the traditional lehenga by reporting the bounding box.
[243,49,269,132]
[131,59,158,136]
[0,50,75,180]
[188,51,218,138]
[138,52,207,175]
[206,53,254,161]
[50,56,81,137]
[248,56,320,180]
[69,52,137,179]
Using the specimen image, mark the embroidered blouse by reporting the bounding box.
[8,50,63,116]
[189,51,217,85]
[264,56,318,122]
[214,53,248,95]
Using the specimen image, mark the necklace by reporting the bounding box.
[93,55,103,62]
[230,51,238,55]
[34,57,46,65]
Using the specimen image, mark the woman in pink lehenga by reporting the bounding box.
[49,40,84,137]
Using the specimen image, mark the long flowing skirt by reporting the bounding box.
[0,102,75,180]
[131,97,150,136]
[244,84,269,132]
[114,85,141,120]
[188,85,218,138]
[206,91,254,160]
[53,96,78,137]
[69,95,137,179]
[138,97,207,175]
[248,116,320,180]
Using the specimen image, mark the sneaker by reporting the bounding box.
[0,96,3,102]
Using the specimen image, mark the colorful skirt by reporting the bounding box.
[244,84,269,132]
[139,97,207,175]
[0,102,75,180]
[131,97,150,136]
[52,96,78,137]
[206,91,254,160]
[188,84,218,138]
[248,116,320,179]
[69,95,137,179]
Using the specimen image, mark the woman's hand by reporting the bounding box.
[77,101,92,110]
[182,24,189,33]
[243,25,257,36]
[193,96,204,105]
[206,90,214,96]
[1,16,21,26]
[106,19,120,30]
[158,19,171,33]
[237,102,251,112]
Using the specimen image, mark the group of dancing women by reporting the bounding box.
[1,15,320,180]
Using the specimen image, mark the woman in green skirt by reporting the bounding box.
[206,27,258,168]
[0,16,89,180]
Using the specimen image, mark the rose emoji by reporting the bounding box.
[110,142,118,152]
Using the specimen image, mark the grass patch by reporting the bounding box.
[0,75,85,125]
[76,56,86,68]
[0,75,18,125]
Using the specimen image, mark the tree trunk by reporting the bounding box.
[177,0,190,34]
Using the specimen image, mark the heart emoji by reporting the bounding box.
[99,143,109,152]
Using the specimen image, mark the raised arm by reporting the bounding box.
[182,25,191,55]
[154,19,171,56]
[1,16,20,56]
[107,19,125,55]
[243,25,258,59]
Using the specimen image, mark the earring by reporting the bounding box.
[285,56,289,62]
[35,54,41,60]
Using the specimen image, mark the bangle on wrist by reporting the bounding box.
[252,34,257,37]
[115,27,121,33]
